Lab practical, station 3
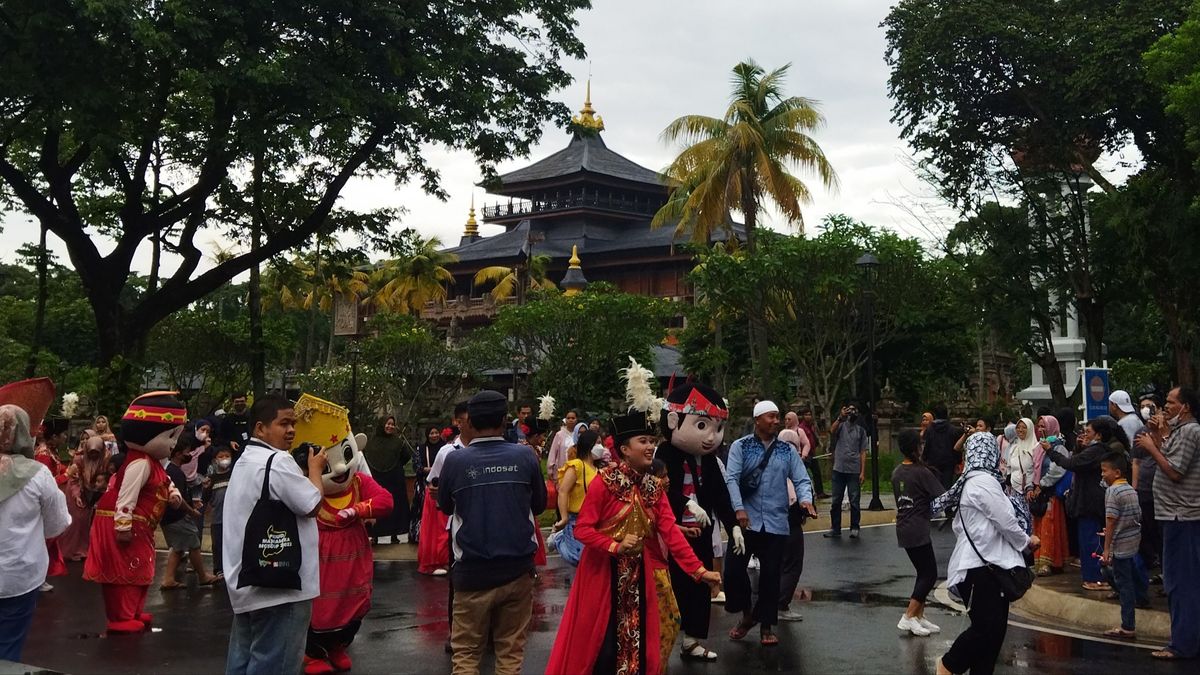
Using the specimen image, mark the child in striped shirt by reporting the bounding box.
[1100,452,1149,639]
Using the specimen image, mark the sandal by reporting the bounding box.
[1103,628,1136,639]
[1081,582,1110,591]
[760,631,779,647]
[198,574,223,586]
[728,619,755,641]
[1151,649,1183,659]
[159,581,185,591]
[680,641,718,661]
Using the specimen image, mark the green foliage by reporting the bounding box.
[478,284,673,412]
[1112,358,1171,394]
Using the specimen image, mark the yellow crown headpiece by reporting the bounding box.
[292,393,352,449]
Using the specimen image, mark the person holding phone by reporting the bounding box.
[825,402,868,539]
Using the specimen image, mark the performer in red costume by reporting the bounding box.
[84,392,186,633]
[290,394,395,675]
[548,360,721,675]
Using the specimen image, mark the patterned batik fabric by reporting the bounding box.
[654,569,681,674]
[615,555,643,675]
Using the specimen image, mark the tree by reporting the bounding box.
[370,236,459,314]
[265,248,370,367]
[652,60,838,398]
[0,0,588,411]
[478,284,672,411]
[472,255,557,302]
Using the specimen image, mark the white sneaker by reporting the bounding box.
[432,568,448,576]
[779,609,804,622]
[897,615,931,636]
[712,591,726,604]
[39,582,53,592]
[916,617,941,634]
[397,534,409,544]
[747,556,760,570]
[378,535,394,545]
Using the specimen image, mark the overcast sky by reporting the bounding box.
[0,1,950,275]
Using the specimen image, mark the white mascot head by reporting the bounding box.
[660,382,729,456]
[292,393,369,495]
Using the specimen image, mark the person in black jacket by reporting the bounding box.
[656,382,737,662]
[922,404,963,488]
[1050,416,1129,590]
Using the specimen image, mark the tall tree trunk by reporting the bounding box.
[304,238,322,371]
[1077,299,1105,366]
[249,150,266,397]
[24,222,49,378]
[148,146,164,295]
[741,186,772,400]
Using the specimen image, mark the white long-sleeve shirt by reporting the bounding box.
[947,474,1030,589]
[1006,446,1037,494]
[1,460,71,598]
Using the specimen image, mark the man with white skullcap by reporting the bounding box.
[723,400,816,648]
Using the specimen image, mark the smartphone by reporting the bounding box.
[1044,435,1059,444]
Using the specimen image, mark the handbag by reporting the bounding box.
[237,452,304,590]
[957,476,1035,601]
[1028,489,1052,518]
[738,442,775,497]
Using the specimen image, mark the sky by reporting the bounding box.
[0,1,951,277]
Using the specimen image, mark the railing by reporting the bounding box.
[482,192,661,220]
[419,295,517,321]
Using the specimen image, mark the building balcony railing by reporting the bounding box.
[482,192,660,220]
[419,295,516,322]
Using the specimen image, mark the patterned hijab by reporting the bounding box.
[932,433,1032,534]
[1032,415,1062,484]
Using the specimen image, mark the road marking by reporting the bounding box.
[931,585,1158,650]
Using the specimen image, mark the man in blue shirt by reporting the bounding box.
[724,400,816,647]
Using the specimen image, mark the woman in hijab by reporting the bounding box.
[409,425,442,543]
[363,416,411,545]
[1006,418,1039,495]
[1030,415,1070,575]
[932,433,1038,675]
[0,405,71,661]
[58,435,107,561]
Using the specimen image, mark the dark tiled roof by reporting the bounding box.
[495,132,665,187]
[444,218,745,264]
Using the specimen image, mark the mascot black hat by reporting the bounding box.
[121,391,188,449]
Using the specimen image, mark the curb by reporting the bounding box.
[1012,583,1171,643]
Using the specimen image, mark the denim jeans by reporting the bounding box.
[1103,556,1149,630]
[227,600,313,675]
[1162,520,1200,658]
[0,588,39,661]
[829,470,861,533]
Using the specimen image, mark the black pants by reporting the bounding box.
[1138,498,1161,568]
[943,568,1009,675]
[724,529,787,628]
[778,505,806,610]
[306,620,361,658]
[371,467,410,538]
[936,465,957,490]
[210,523,223,574]
[669,523,715,639]
[803,457,824,496]
[905,543,937,603]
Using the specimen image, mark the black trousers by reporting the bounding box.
[778,505,806,610]
[803,457,824,496]
[905,543,937,603]
[669,522,716,639]
[943,568,1009,675]
[210,523,223,574]
[1138,498,1161,568]
[371,467,410,538]
[306,619,362,658]
[724,529,787,628]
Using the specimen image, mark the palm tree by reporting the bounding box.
[370,236,458,314]
[264,247,371,367]
[654,60,838,398]
[651,60,838,251]
[473,254,557,301]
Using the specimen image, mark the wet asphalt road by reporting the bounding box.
[17,524,1189,674]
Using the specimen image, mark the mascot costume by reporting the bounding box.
[656,381,740,662]
[84,391,187,633]
[291,394,393,675]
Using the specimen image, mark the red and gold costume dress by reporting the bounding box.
[547,463,705,675]
[84,449,176,631]
[311,472,393,633]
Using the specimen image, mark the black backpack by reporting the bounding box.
[237,452,304,590]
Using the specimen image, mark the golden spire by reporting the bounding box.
[563,244,588,296]
[569,245,581,267]
[571,79,605,132]
[464,194,478,238]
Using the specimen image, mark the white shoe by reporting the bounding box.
[897,615,931,636]
[712,591,726,604]
[378,535,393,545]
[432,568,448,576]
[397,534,409,544]
[747,556,760,570]
[39,582,53,592]
[779,609,804,622]
[916,617,941,634]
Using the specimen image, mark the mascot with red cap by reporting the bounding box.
[84,392,187,633]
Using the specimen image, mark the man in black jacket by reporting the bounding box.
[923,404,963,488]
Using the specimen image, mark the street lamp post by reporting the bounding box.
[856,253,885,512]
[348,341,362,425]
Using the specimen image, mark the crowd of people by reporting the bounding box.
[2,371,1199,674]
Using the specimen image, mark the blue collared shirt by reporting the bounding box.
[725,433,813,535]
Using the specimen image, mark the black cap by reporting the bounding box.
[467,390,508,418]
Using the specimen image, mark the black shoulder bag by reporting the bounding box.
[958,475,1035,601]
[237,452,304,590]
[738,442,775,497]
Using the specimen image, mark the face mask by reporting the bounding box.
[196,430,209,442]
[216,459,231,470]
[1141,406,1153,419]
[591,445,606,460]
[1169,414,1181,427]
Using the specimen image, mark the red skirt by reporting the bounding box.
[1035,496,1069,570]
[534,526,547,567]
[417,492,449,574]
[84,514,156,586]
[313,524,374,630]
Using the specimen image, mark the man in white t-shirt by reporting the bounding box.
[224,396,326,675]
[1109,390,1146,446]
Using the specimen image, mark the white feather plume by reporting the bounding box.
[538,393,556,422]
[620,357,658,413]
